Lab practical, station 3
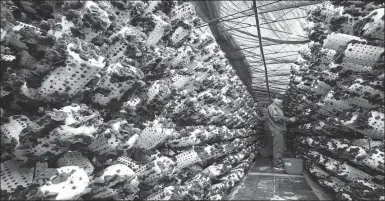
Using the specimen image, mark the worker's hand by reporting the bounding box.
[289,117,296,122]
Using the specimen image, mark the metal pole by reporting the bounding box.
[252,0,271,102]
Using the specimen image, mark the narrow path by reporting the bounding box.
[227,157,330,200]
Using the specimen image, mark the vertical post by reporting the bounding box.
[252,0,271,102]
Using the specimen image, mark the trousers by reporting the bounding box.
[261,124,286,166]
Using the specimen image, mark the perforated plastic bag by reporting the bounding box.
[111,4,132,25]
[93,164,136,186]
[170,26,191,45]
[320,2,343,23]
[89,186,119,199]
[362,148,384,173]
[137,156,176,186]
[18,50,36,68]
[360,8,384,40]
[38,166,90,200]
[88,133,121,155]
[341,111,384,140]
[170,3,195,22]
[147,81,161,103]
[323,33,365,51]
[1,115,30,147]
[147,15,170,47]
[136,122,177,150]
[146,186,175,200]
[115,156,141,172]
[319,48,336,64]
[171,46,193,67]
[105,26,146,64]
[343,43,384,66]
[123,97,142,112]
[0,160,34,193]
[339,15,361,35]
[93,62,143,105]
[0,86,11,98]
[348,82,384,100]
[168,135,201,148]
[171,74,191,89]
[57,152,94,176]
[21,42,106,101]
[176,150,202,169]
[347,96,376,109]
[337,163,374,183]
[340,62,372,73]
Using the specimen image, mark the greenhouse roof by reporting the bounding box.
[194,1,322,104]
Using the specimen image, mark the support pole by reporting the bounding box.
[252,0,271,102]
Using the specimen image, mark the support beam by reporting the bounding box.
[253,0,271,102]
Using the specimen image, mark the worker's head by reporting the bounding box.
[272,93,284,108]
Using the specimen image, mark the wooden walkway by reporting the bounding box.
[227,157,331,200]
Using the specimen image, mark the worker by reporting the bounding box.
[261,93,296,170]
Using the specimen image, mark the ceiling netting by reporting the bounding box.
[195,1,322,104]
